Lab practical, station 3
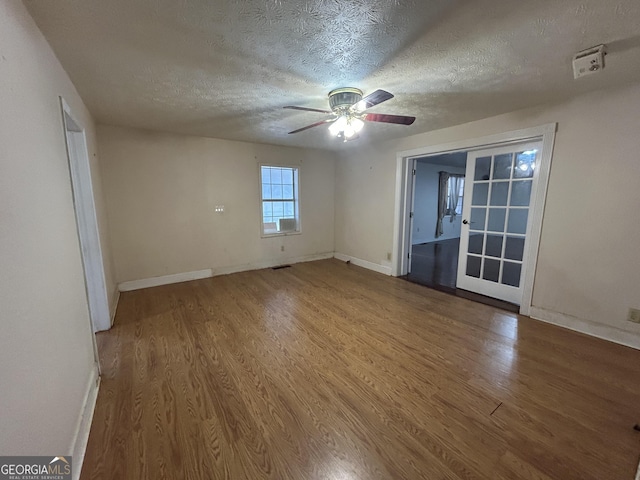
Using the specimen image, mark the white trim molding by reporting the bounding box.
[117,252,335,292]
[119,268,213,292]
[210,252,334,277]
[70,365,100,480]
[530,306,640,350]
[334,253,393,276]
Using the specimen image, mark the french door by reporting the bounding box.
[456,141,542,304]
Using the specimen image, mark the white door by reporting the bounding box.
[456,141,542,304]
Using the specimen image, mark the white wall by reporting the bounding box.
[412,162,465,245]
[335,82,640,348]
[0,0,114,463]
[97,125,337,285]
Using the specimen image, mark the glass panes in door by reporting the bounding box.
[457,144,540,305]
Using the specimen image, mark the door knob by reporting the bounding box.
[462,219,474,225]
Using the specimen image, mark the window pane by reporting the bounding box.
[272,184,283,199]
[261,184,271,199]
[466,256,481,278]
[493,154,513,179]
[483,258,500,282]
[468,234,483,254]
[470,208,486,231]
[490,182,509,206]
[282,168,293,184]
[511,180,532,206]
[284,201,294,217]
[282,184,293,199]
[485,234,503,257]
[507,209,528,234]
[261,166,271,184]
[487,208,506,232]
[271,168,282,184]
[504,236,525,261]
[472,183,488,205]
[262,202,272,217]
[272,202,284,216]
[502,261,522,287]
[514,151,536,178]
[475,157,491,181]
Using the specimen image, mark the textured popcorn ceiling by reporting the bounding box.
[24,0,640,150]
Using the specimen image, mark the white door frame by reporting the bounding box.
[392,123,556,315]
[406,158,418,274]
[60,97,111,336]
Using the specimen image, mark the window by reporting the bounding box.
[446,175,464,216]
[260,165,300,236]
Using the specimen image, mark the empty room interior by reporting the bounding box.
[3,0,640,479]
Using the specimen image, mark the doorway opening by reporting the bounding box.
[406,151,519,311]
[61,98,110,372]
[408,152,467,289]
[393,124,556,315]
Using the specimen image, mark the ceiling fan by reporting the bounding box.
[284,88,416,141]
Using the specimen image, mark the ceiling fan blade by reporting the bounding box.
[288,118,335,134]
[352,89,394,111]
[363,113,416,125]
[283,106,332,114]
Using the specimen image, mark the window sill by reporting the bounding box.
[261,231,302,239]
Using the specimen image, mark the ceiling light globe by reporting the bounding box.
[351,118,364,133]
[344,125,356,138]
[335,116,348,130]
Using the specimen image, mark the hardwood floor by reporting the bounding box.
[409,238,461,290]
[408,237,519,312]
[81,259,640,479]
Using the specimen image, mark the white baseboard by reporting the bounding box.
[117,253,335,292]
[529,306,640,350]
[334,252,392,276]
[70,365,100,480]
[118,268,213,292]
[210,252,334,277]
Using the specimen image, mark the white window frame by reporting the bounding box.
[259,164,301,237]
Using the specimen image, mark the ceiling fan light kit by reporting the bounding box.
[328,87,363,111]
[284,87,415,142]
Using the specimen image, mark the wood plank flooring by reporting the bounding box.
[408,238,518,312]
[81,259,640,479]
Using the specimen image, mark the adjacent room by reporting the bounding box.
[408,152,468,292]
[2,0,640,479]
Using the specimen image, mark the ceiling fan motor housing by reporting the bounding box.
[328,88,363,113]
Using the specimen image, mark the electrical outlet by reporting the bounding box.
[628,308,640,324]
[280,245,285,252]
[386,252,392,261]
